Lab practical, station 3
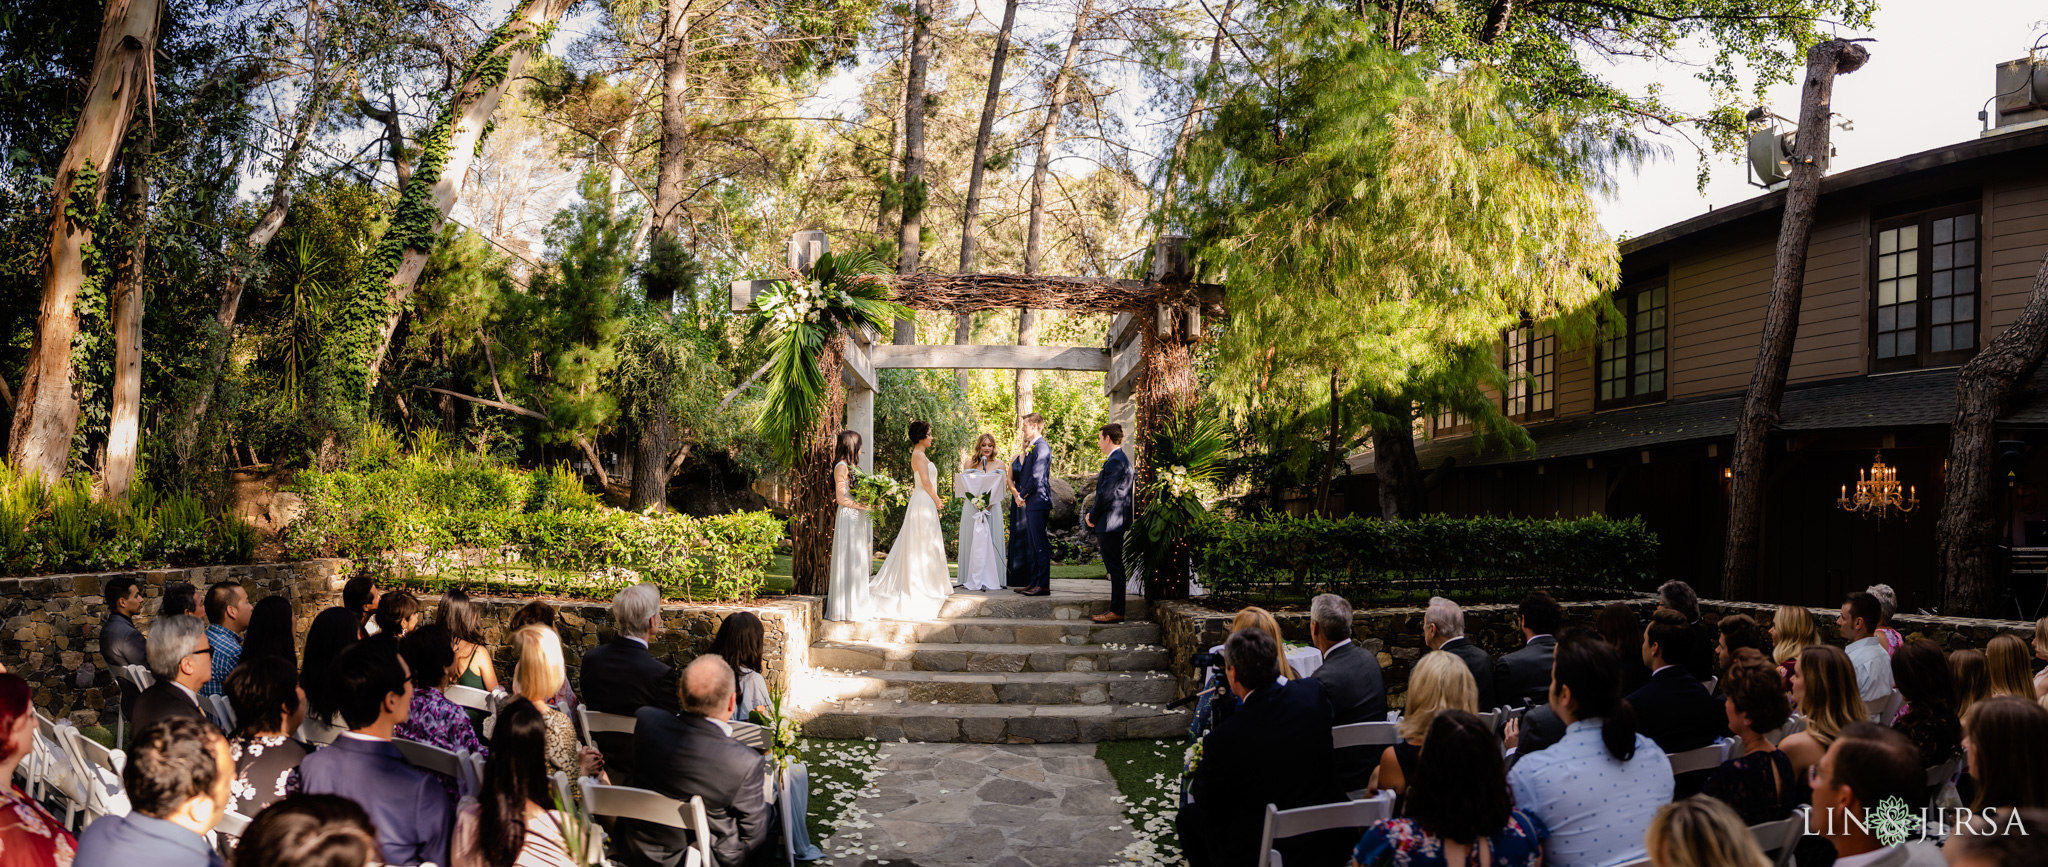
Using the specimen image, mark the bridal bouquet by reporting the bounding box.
[851,467,908,509]
[965,490,995,514]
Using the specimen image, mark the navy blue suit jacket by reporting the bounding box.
[297,735,452,866]
[1186,678,1347,867]
[1018,437,1052,511]
[1628,665,1728,754]
[1089,449,1132,534]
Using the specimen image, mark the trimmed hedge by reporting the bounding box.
[1194,514,1659,601]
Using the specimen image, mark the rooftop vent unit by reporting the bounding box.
[1744,108,1833,190]
[1984,55,2048,135]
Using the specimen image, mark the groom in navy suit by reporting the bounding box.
[1012,413,1054,596]
[1089,423,1134,622]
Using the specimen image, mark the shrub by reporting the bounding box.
[1195,513,1660,603]
[0,463,259,576]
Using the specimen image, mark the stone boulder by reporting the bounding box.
[1049,477,1079,529]
[268,492,306,529]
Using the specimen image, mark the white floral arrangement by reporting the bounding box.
[759,277,853,329]
[966,490,995,513]
[1160,465,1194,498]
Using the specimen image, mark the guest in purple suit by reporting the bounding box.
[297,634,453,867]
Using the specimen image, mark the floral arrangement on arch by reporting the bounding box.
[746,252,910,466]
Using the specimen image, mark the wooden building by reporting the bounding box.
[1347,115,2048,616]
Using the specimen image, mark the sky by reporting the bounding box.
[1594,1,2048,240]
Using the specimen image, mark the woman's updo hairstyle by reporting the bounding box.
[909,420,931,445]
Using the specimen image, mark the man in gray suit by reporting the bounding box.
[1422,596,1497,710]
[73,717,232,867]
[1306,594,1385,793]
[1493,591,1563,707]
[102,575,148,722]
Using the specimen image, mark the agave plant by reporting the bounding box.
[747,251,908,467]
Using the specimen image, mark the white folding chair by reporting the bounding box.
[61,726,130,826]
[1331,721,1402,749]
[110,665,152,747]
[297,715,345,746]
[1750,816,1804,867]
[729,719,770,752]
[206,695,237,732]
[213,809,254,858]
[445,684,496,714]
[1667,741,1730,775]
[580,777,713,867]
[393,738,478,801]
[34,711,85,828]
[1475,711,1498,733]
[1257,791,1395,867]
[1926,754,1962,788]
[1700,676,1719,695]
[1872,690,1904,724]
[578,707,638,751]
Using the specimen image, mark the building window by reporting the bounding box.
[1504,325,1555,421]
[1598,279,1667,408]
[1873,206,1978,371]
[1431,407,1469,437]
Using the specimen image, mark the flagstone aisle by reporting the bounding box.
[818,743,1143,867]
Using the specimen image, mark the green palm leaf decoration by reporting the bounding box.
[1129,408,1226,597]
[747,251,909,466]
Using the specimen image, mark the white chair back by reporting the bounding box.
[297,715,345,746]
[119,664,155,690]
[61,727,130,825]
[110,665,152,746]
[580,778,713,867]
[31,711,83,827]
[206,695,238,732]
[1331,721,1402,749]
[1700,676,1719,695]
[1872,690,1904,724]
[1667,741,1729,775]
[393,738,478,800]
[1257,791,1395,867]
[729,719,770,751]
[1927,754,1963,788]
[445,684,495,714]
[578,706,638,750]
[1750,816,1804,867]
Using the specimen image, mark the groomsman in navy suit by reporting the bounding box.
[1089,423,1134,623]
[1012,413,1054,596]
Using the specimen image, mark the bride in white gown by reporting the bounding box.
[870,421,953,622]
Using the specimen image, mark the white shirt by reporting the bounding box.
[1322,639,1353,659]
[171,681,201,708]
[1508,719,1673,867]
[1844,636,1896,709]
[625,636,648,648]
[339,730,390,743]
[705,714,734,737]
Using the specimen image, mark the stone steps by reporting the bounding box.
[809,639,1169,673]
[934,592,1150,621]
[796,668,1178,706]
[794,700,1190,744]
[816,616,1160,646]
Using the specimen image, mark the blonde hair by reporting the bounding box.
[1952,649,1993,721]
[1229,607,1296,680]
[1770,605,1818,665]
[512,624,566,705]
[1647,797,1771,867]
[975,434,997,462]
[1399,652,1478,741]
[1987,634,2038,701]
[1796,645,1868,748]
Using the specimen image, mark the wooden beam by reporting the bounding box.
[729,278,780,312]
[1106,313,1138,352]
[842,332,876,392]
[872,344,1108,371]
[1105,342,1141,395]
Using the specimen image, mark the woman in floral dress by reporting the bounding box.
[395,625,487,757]
[1352,710,1546,867]
[0,673,74,866]
[485,626,604,782]
[224,657,312,821]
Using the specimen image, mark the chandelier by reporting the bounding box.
[1837,452,1918,519]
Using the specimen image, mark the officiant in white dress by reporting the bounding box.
[956,434,1008,592]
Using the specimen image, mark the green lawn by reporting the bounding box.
[798,737,880,845]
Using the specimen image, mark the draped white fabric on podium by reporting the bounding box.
[956,470,1008,591]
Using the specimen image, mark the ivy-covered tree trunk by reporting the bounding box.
[1722,39,1868,600]
[338,0,575,400]
[892,0,932,346]
[105,131,151,500]
[7,0,162,481]
[1016,0,1091,420]
[1371,395,1425,520]
[791,335,847,595]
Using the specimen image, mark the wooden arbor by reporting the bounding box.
[731,231,1222,594]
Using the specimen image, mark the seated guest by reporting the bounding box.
[1644,796,1770,867]
[1495,592,1562,707]
[133,614,214,737]
[1810,723,1944,867]
[224,657,312,819]
[1986,635,2037,701]
[1192,607,1298,736]
[1179,629,1346,867]
[2035,617,2048,701]
[1351,709,1547,867]
[1597,602,1651,695]
[1715,615,1769,677]
[1630,609,1727,757]
[614,654,771,867]
[706,611,827,861]
[1889,639,1961,768]
[1839,591,1896,712]
[300,607,362,723]
[1505,625,1610,766]
[1422,596,1494,710]
[1779,645,1870,785]
[162,581,200,619]
[73,718,233,867]
[486,626,594,781]
[1951,648,1994,722]
[506,602,580,715]
[437,588,500,693]
[1768,604,1819,682]
[233,794,383,867]
[580,584,679,786]
[1963,696,2048,811]
[1655,581,1715,681]
[452,699,574,867]
[374,591,422,640]
[240,595,298,669]
[297,635,452,867]
[395,624,487,758]
[0,673,76,862]
[1506,630,1672,867]
[1312,593,1388,792]
[202,580,253,696]
[1375,651,1477,798]
[103,574,148,721]
[343,577,382,636]
[1944,808,2048,867]
[1700,650,1796,824]
[1866,584,1904,654]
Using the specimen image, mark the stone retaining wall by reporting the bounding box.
[1155,596,2042,703]
[10,559,819,732]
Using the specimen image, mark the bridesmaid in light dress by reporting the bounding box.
[957,433,1008,592]
[827,430,876,622]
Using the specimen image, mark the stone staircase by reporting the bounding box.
[791,580,1189,743]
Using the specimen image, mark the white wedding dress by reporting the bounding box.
[957,465,1007,591]
[870,452,952,621]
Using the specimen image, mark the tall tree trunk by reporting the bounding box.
[629,0,694,513]
[954,0,1020,388]
[1939,252,2048,616]
[1156,0,1233,226]
[1016,0,1091,421]
[360,93,412,187]
[7,0,163,482]
[105,131,151,500]
[1722,39,1868,600]
[892,0,932,345]
[1371,395,1424,520]
[345,0,577,396]
[1315,369,1339,515]
[791,335,847,595]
